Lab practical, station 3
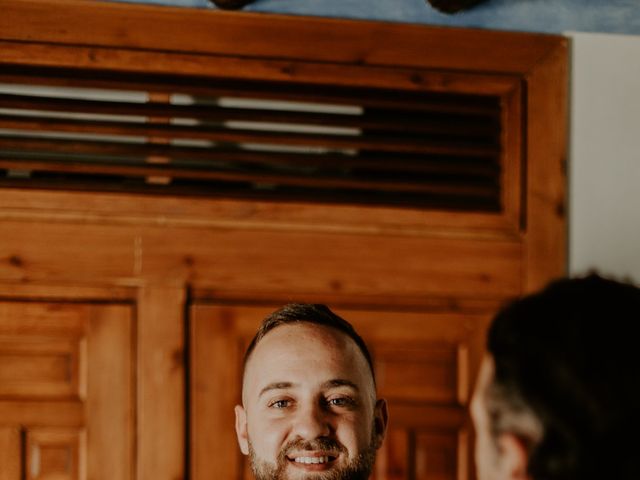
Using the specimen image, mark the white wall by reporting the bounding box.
[567,32,640,282]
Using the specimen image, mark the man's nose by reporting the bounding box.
[292,401,331,439]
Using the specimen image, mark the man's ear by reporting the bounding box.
[496,433,529,480]
[373,398,389,449]
[234,404,249,455]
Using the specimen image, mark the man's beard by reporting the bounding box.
[248,429,377,480]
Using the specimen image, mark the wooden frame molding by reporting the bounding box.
[2,0,562,74]
[0,0,567,289]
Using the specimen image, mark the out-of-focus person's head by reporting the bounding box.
[471,274,640,480]
[235,303,388,480]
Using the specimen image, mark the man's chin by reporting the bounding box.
[283,465,341,480]
[250,460,340,480]
[247,437,376,480]
[250,457,373,480]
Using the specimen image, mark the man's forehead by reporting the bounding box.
[250,322,357,359]
[242,322,372,395]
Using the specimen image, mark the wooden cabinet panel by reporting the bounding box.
[191,304,489,480]
[26,428,84,480]
[374,344,459,404]
[0,337,81,398]
[0,301,133,480]
[0,4,567,480]
[414,430,463,480]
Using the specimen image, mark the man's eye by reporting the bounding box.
[269,399,290,409]
[327,397,354,407]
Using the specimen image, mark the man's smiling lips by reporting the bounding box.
[286,452,338,470]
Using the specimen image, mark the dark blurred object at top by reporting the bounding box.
[209,0,254,10]
[209,0,491,13]
[427,0,490,13]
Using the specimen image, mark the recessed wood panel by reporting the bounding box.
[0,337,81,399]
[0,303,87,336]
[415,430,463,480]
[26,428,84,480]
[374,343,460,404]
[340,309,489,408]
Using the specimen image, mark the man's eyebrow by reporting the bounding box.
[322,379,359,390]
[259,382,294,398]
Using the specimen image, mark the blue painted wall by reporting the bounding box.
[107,0,640,35]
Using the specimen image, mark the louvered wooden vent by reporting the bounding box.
[0,66,502,211]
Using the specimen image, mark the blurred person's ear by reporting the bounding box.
[234,405,249,455]
[496,433,529,480]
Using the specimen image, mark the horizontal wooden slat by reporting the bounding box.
[0,137,500,177]
[0,222,135,284]
[0,188,521,239]
[0,220,522,297]
[0,68,500,116]
[0,159,498,198]
[0,282,135,302]
[0,115,499,157]
[0,40,521,97]
[0,93,499,136]
[0,302,87,335]
[0,400,84,427]
[143,225,522,297]
[0,178,499,212]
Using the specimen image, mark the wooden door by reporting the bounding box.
[191,304,491,480]
[0,301,134,480]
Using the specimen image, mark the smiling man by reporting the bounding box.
[235,303,388,480]
[470,275,640,480]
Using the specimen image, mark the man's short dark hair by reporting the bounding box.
[486,274,640,480]
[243,303,375,383]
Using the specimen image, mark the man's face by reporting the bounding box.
[235,323,387,480]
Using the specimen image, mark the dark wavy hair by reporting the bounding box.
[243,303,375,384]
[486,274,640,480]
